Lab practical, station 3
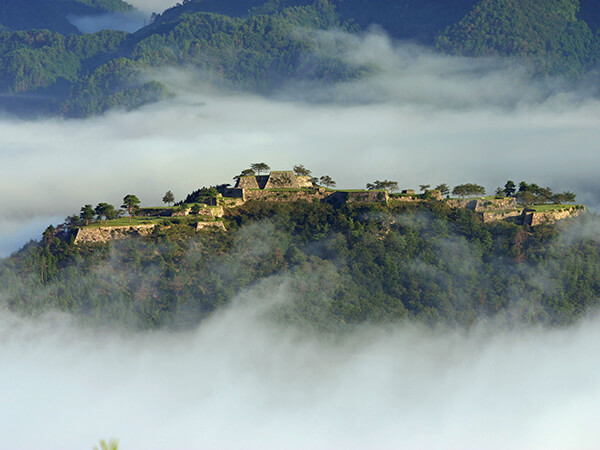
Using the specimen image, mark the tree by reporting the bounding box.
[234,168,255,181]
[162,190,175,206]
[80,204,95,226]
[251,162,270,175]
[435,184,450,196]
[552,191,576,204]
[319,175,336,188]
[504,180,516,197]
[95,203,116,222]
[42,225,56,245]
[366,180,399,192]
[516,190,537,206]
[122,194,141,222]
[293,164,312,177]
[452,183,486,198]
[419,184,431,193]
[94,439,119,450]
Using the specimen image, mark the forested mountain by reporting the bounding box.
[0,0,133,34]
[2,200,598,330]
[0,0,600,116]
[436,0,600,76]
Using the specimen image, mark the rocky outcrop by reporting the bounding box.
[74,224,156,244]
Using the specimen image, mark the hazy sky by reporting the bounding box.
[1,33,600,255]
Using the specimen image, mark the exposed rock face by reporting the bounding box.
[74,224,156,244]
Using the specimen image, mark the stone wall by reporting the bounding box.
[74,224,156,244]
[196,221,227,231]
[481,210,523,223]
[296,176,314,188]
[236,176,261,189]
[523,207,585,226]
[244,188,330,202]
[388,196,420,206]
[327,190,389,205]
[264,171,299,189]
[447,197,517,211]
[197,206,224,217]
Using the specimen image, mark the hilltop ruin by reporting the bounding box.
[71,169,586,244]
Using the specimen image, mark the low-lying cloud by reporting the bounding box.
[1,31,600,255]
[1,289,599,449]
[68,12,148,33]
[126,0,179,14]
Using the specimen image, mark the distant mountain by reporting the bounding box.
[0,0,134,34]
[0,0,600,117]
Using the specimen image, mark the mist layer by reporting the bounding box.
[1,294,599,449]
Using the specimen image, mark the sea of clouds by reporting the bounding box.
[2,288,600,449]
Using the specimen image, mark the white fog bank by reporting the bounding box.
[1,295,599,449]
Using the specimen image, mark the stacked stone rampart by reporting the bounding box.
[244,188,330,202]
[447,197,517,211]
[264,171,299,189]
[523,207,585,226]
[196,221,227,231]
[74,224,156,244]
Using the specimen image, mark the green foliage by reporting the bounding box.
[366,180,399,192]
[3,200,597,330]
[435,0,600,75]
[93,438,120,450]
[182,187,220,205]
[2,0,600,115]
[452,183,486,198]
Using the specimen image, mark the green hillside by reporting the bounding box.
[1,0,600,116]
[436,0,600,75]
[1,198,596,330]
